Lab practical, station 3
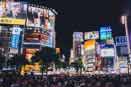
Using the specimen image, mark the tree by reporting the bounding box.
[70,58,83,74]
[14,54,28,73]
[31,47,58,76]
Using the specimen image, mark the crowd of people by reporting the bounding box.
[0,71,131,87]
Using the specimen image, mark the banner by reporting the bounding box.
[84,31,99,40]
[0,18,25,25]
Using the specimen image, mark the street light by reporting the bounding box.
[121,15,131,74]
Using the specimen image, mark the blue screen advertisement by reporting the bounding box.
[100,26,112,40]
[11,34,20,48]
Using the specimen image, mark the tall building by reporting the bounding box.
[0,0,57,63]
[73,32,83,58]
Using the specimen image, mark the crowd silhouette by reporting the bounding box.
[0,71,131,87]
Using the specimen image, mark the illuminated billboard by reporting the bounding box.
[10,27,22,49]
[26,6,55,30]
[24,48,39,60]
[115,36,127,46]
[0,1,27,25]
[73,32,83,42]
[48,10,55,30]
[84,31,99,40]
[11,34,20,48]
[100,48,115,57]
[84,40,96,49]
[24,28,41,43]
[27,6,46,28]
[40,29,54,48]
[100,26,112,40]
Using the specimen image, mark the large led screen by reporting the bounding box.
[100,27,112,40]
[0,1,27,25]
[24,28,41,43]
[27,5,54,30]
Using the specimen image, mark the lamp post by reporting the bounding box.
[121,15,131,74]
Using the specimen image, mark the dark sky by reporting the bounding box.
[41,0,125,45]
[29,0,128,56]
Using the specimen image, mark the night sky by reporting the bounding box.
[30,0,128,56]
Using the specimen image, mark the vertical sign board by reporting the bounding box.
[11,35,20,48]
[11,27,22,49]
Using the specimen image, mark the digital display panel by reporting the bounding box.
[100,27,112,40]
[24,28,41,43]
[26,5,55,30]
[0,1,27,25]
[27,6,46,27]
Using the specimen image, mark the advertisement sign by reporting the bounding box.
[100,27,112,40]
[24,48,39,59]
[115,36,127,46]
[48,10,55,30]
[73,32,83,42]
[84,40,96,49]
[0,1,27,25]
[12,27,22,35]
[26,6,55,30]
[24,28,41,43]
[0,18,25,25]
[84,31,99,40]
[11,34,20,48]
[27,6,45,27]
[40,29,54,48]
[100,48,115,57]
